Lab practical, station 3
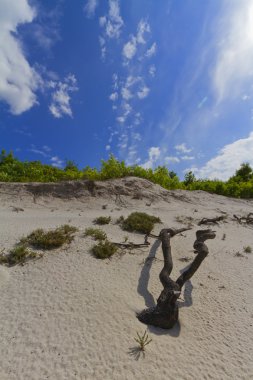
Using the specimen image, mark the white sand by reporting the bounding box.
[0,177,252,380]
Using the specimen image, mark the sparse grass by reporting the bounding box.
[243,245,252,253]
[0,245,39,266]
[84,228,107,241]
[21,225,78,250]
[121,212,161,234]
[93,216,111,225]
[134,330,152,351]
[91,240,118,259]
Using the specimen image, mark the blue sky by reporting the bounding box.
[1,0,253,180]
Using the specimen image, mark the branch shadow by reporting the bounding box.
[137,239,161,308]
[128,347,145,361]
[178,264,193,309]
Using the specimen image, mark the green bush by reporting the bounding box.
[21,225,78,249]
[84,228,107,241]
[91,240,118,259]
[93,216,111,225]
[121,212,161,234]
[0,245,38,266]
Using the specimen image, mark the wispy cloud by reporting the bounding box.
[0,0,40,114]
[190,132,253,180]
[122,37,137,60]
[122,19,152,62]
[165,156,180,164]
[49,74,78,118]
[100,0,123,40]
[84,0,99,18]
[29,145,64,167]
[175,143,192,153]
[145,42,157,58]
[137,86,150,99]
[213,1,253,102]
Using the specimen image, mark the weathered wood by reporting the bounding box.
[233,213,253,224]
[137,228,216,329]
[198,216,226,225]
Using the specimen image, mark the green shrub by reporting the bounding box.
[121,212,161,234]
[91,240,118,259]
[84,228,107,241]
[93,216,111,225]
[21,225,78,249]
[243,245,252,253]
[0,245,38,266]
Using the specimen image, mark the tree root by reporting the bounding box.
[137,228,216,329]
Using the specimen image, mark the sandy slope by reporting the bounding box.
[0,177,252,380]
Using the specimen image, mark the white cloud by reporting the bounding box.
[101,0,123,39]
[142,146,161,169]
[122,37,137,60]
[84,0,99,18]
[136,19,150,44]
[165,156,180,164]
[117,116,125,124]
[121,87,132,100]
[105,144,111,151]
[99,36,106,60]
[122,19,152,61]
[181,155,194,160]
[137,86,150,99]
[149,65,156,77]
[213,1,253,102]
[192,132,253,180]
[49,74,78,118]
[0,0,40,114]
[146,42,157,58]
[51,156,64,168]
[109,92,118,101]
[175,143,192,153]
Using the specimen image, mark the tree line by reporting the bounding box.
[0,150,253,199]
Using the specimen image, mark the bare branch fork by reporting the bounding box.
[137,227,216,329]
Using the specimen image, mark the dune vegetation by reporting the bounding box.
[0,149,253,198]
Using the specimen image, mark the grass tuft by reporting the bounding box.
[91,240,118,259]
[21,225,78,250]
[134,330,152,351]
[121,212,161,234]
[243,245,252,253]
[84,228,107,241]
[0,245,38,266]
[93,216,111,225]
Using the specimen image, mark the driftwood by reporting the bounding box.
[198,216,226,225]
[233,213,253,224]
[137,228,216,329]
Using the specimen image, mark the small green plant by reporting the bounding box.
[121,212,161,234]
[134,330,152,351]
[93,216,111,225]
[84,228,107,241]
[243,245,252,253]
[0,245,38,266]
[91,240,118,259]
[21,225,78,250]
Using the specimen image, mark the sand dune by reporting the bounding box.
[0,178,253,380]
